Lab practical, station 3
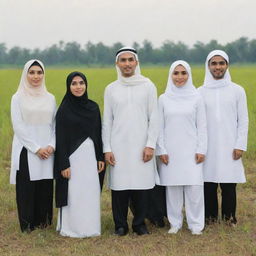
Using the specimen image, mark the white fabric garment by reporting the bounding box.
[166,185,204,232]
[198,50,249,183]
[10,60,56,184]
[102,48,159,190]
[156,61,207,185]
[57,138,101,238]
[16,59,55,125]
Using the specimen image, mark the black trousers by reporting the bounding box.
[16,148,53,232]
[147,185,166,222]
[204,182,237,223]
[112,189,149,231]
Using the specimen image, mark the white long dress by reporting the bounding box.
[57,138,101,238]
[102,80,159,190]
[198,83,248,183]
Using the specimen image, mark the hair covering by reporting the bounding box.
[15,59,55,125]
[203,50,231,88]
[164,60,197,97]
[54,71,104,207]
[115,46,150,86]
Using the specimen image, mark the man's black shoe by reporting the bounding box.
[114,227,128,236]
[133,225,149,235]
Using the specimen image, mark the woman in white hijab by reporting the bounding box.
[10,60,56,232]
[156,60,207,235]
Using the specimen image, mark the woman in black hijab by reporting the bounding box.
[54,71,104,238]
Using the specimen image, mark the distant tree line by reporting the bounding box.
[0,37,256,66]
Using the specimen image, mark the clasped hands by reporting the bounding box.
[36,146,54,160]
[105,147,154,166]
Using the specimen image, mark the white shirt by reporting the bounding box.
[10,94,56,184]
[156,94,207,185]
[198,83,248,183]
[102,80,159,190]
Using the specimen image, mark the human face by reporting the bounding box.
[116,52,138,77]
[208,55,228,80]
[70,76,86,97]
[171,65,189,87]
[27,65,44,87]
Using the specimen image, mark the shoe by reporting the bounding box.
[133,225,149,235]
[191,230,202,235]
[168,227,179,234]
[114,227,128,236]
[150,219,165,228]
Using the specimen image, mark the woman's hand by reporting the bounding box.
[36,148,50,159]
[61,168,71,179]
[46,145,54,155]
[159,154,169,165]
[195,153,205,164]
[98,161,105,173]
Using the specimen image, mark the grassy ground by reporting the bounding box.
[0,67,255,256]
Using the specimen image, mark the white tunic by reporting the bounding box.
[156,94,207,185]
[102,80,159,190]
[198,83,248,183]
[57,138,101,238]
[10,94,56,184]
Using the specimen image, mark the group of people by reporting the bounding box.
[10,47,249,238]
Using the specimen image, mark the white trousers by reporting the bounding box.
[166,185,204,232]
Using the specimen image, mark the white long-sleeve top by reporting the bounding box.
[198,83,248,183]
[102,80,159,190]
[156,94,207,185]
[10,94,56,184]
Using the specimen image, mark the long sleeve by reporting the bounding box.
[48,102,57,149]
[196,97,208,155]
[102,86,113,153]
[235,88,249,151]
[155,96,168,155]
[146,83,159,149]
[11,95,40,154]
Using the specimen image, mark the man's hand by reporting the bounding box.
[61,167,71,179]
[159,154,169,165]
[105,152,116,166]
[143,147,154,163]
[233,149,243,160]
[98,161,105,173]
[195,153,205,164]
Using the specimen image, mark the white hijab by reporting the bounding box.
[115,47,150,86]
[16,59,55,125]
[203,50,231,88]
[164,60,197,98]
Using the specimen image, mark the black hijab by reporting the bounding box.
[54,71,104,207]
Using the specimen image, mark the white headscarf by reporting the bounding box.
[203,50,231,88]
[164,60,197,98]
[115,46,150,86]
[15,59,55,125]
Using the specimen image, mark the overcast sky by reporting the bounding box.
[0,0,255,49]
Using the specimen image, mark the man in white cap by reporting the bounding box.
[198,50,249,226]
[102,47,158,235]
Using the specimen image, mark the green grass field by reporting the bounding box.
[0,66,255,256]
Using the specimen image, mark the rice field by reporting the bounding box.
[0,66,255,256]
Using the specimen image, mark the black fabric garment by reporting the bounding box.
[28,61,44,72]
[54,71,104,207]
[147,185,167,222]
[204,182,237,224]
[111,189,149,232]
[16,147,53,232]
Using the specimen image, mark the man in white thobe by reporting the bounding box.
[102,47,158,235]
[198,50,249,225]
